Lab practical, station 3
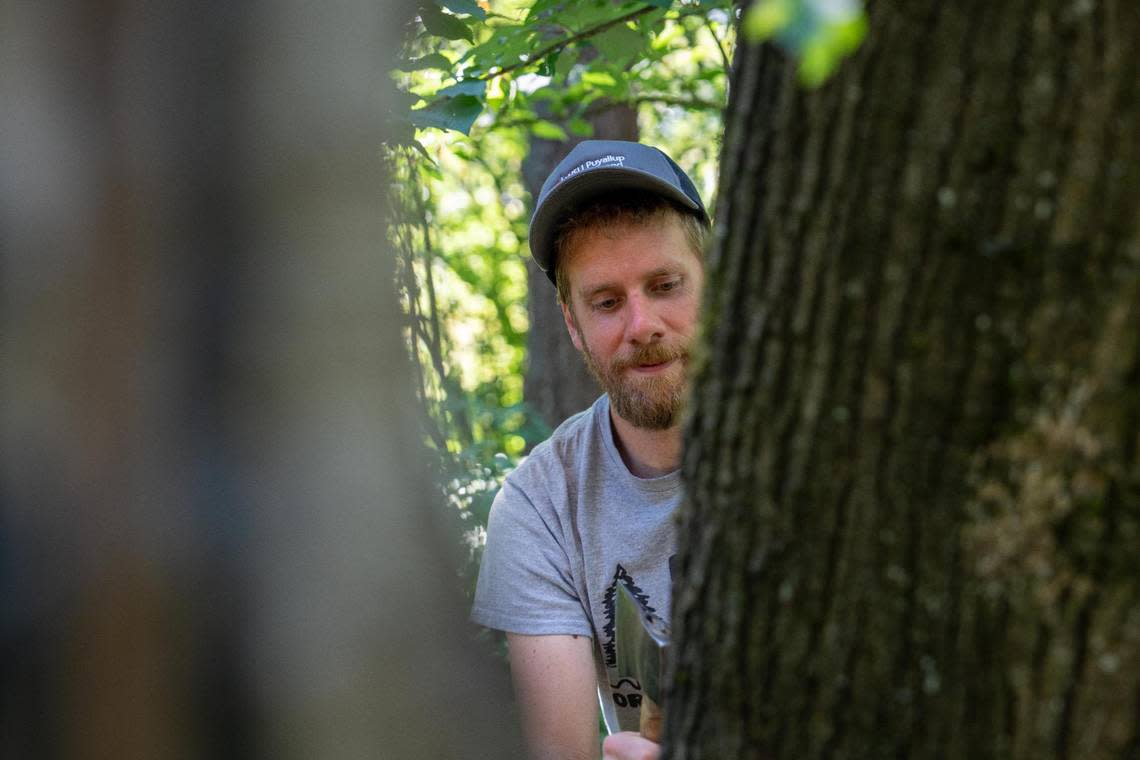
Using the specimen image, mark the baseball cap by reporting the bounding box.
[528,140,708,283]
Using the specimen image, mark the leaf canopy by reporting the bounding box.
[393,1,738,139]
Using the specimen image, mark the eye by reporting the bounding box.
[593,297,620,312]
[655,277,682,293]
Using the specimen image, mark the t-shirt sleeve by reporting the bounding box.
[470,477,593,638]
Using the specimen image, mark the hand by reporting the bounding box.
[602,731,660,760]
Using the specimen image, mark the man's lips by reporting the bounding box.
[628,358,678,374]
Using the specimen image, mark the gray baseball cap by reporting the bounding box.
[528,140,708,283]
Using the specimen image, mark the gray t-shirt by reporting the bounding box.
[471,395,679,734]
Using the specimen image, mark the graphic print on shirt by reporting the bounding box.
[600,564,665,712]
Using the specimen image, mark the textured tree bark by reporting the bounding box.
[667,1,1140,758]
[521,107,638,428]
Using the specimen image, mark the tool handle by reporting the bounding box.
[640,695,663,744]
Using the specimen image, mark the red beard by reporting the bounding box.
[584,341,689,430]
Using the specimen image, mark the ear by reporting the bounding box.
[560,300,584,352]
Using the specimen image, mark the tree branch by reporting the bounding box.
[703,14,732,75]
[489,93,724,131]
[476,4,658,82]
[630,94,725,111]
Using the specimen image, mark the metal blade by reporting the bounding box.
[613,583,670,707]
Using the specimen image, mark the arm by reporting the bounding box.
[507,633,599,760]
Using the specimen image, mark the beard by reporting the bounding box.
[580,340,689,430]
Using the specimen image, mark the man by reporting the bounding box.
[471,140,709,760]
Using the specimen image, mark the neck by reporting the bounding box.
[608,407,683,479]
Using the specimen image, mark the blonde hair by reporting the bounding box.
[553,191,709,305]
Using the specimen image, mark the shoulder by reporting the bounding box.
[490,396,606,524]
[506,396,606,490]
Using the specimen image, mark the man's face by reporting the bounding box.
[560,215,703,430]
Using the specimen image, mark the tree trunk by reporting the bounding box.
[1,3,522,758]
[668,1,1139,758]
[521,106,638,428]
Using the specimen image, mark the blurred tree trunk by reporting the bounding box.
[521,107,638,428]
[1,2,521,759]
[668,1,1139,759]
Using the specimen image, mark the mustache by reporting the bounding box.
[611,343,686,372]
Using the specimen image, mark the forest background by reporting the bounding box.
[387,0,865,588]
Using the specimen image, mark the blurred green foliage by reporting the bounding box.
[742,0,866,86]
[386,141,542,588]
[383,0,864,591]
[384,1,737,593]
[391,0,735,143]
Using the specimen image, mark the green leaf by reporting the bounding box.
[437,79,488,99]
[742,0,867,86]
[643,0,673,8]
[558,0,633,33]
[567,117,594,137]
[385,117,416,147]
[797,15,868,87]
[592,23,645,67]
[399,52,453,71]
[525,0,568,23]
[538,52,557,77]
[831,14,869,54]
[466,27,539,72]
[650,20,684,50]
[637,7,669,34]
[554,48,579,80]
[389,85,422,111]
[580,70,617,87]
[409,94,484,134]
[743,0,793,41]
[409,138,436,163]
[798,41,835,87]
[419,4,474,41]
[438,0,487,18]
[530,120,568,140]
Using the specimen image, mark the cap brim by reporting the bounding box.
[528,167,703,279]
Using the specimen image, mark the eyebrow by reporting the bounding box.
[579,282,618,301]
[577,268,680,301]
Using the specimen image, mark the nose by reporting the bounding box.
[625,292,664,344]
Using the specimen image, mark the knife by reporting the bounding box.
[613,583,671,743]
